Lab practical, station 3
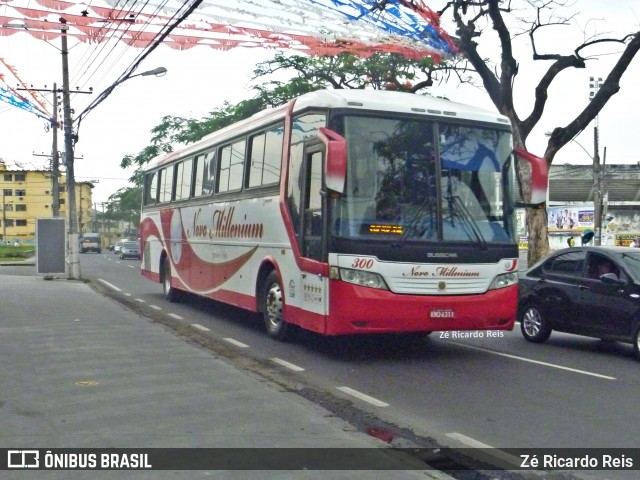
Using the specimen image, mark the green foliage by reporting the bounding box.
[0,245,34,259]
[102,186,142,226]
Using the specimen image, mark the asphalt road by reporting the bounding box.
[68,253,640,479]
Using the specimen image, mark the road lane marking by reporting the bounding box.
[336,386,389,407]
[191,323,210,332]
[453,343,616,380]
[446,432,494,448]
[149,305,162,310]
[124,293,132,297]
[271,358,305,372]
[223,338,249,348]
[128,265,135,269]
[97,279,121,292]
[135,298,146,303]
[168,313,183,320]
[445,433,522,468]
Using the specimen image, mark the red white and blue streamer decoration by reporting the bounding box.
[0,57,52,121]
[0,0,456,61]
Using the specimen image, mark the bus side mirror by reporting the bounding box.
[513,147,548,208]
[318,127,346,195]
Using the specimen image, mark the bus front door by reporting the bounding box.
[298,146,329,325]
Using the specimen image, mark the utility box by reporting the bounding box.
[36,218,66,276]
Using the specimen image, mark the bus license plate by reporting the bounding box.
[429,309,455,319]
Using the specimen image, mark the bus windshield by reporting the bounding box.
[331,115,514,244]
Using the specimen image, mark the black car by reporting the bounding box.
[518,246,640,360]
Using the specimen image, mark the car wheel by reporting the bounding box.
[520,303,552,343]
[162,257,181,303]
[263,271,290,341]
[633,325,640,362]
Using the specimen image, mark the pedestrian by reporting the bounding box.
[567,236,575,248]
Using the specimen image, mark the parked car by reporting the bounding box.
[119,241,141,260]
[518,246,640,360]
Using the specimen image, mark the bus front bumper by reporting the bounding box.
[325,280,517,335]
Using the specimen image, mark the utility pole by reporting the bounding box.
[61,17,80,279]
[589,76,603,246]
[52,84,60,217]
[592,124,602,245]
[2,189,6,241]
[17,84,62,216]
[59,18,92,279]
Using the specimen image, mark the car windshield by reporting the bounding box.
[124,242,138,249]
[330,115,515,244]
[619,252,640,281]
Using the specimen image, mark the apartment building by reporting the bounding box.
[0,160,94,243]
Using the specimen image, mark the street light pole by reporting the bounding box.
[589,76,604,245]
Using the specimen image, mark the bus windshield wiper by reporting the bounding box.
[447,194,487,247]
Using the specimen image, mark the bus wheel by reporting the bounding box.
[162,258,181,303]
[263,271,290,341]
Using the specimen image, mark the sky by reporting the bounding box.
[1,0,639,205]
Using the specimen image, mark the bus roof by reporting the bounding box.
[146,89,510,170]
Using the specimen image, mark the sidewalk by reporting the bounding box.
[0,272,456,479]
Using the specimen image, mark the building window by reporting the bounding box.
[60,199,65,205]
[16,219,27,227]
[3,204,13,211]
[15,189,26,197]
[4,219,14,227]
[14,174,26,181]
[2,189,11,197]
[15,204,26,212]
[3,174,11,181]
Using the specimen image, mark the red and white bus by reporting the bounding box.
[140,89,547,340]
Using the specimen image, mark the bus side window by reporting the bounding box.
[194,150,216,197]
[144,171,158,205]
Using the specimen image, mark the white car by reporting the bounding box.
[114,239,130,254]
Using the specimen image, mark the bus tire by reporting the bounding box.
[263,271,290,341]
[162,257,181,303]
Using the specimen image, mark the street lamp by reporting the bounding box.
[62,64,167,279]
[132,67,167,78]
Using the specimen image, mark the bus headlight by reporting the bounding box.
[489,272,518,290]
[339,268,389,290]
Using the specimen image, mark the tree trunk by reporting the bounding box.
[526,207,549,267]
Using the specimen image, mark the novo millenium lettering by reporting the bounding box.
[189,206,264,239]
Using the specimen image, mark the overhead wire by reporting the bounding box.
[75,0,205,135]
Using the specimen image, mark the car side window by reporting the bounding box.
[586,253,621,280]
[544,251,586,277]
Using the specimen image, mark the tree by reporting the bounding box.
[106,186,142,235]
[398,0,640,265]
